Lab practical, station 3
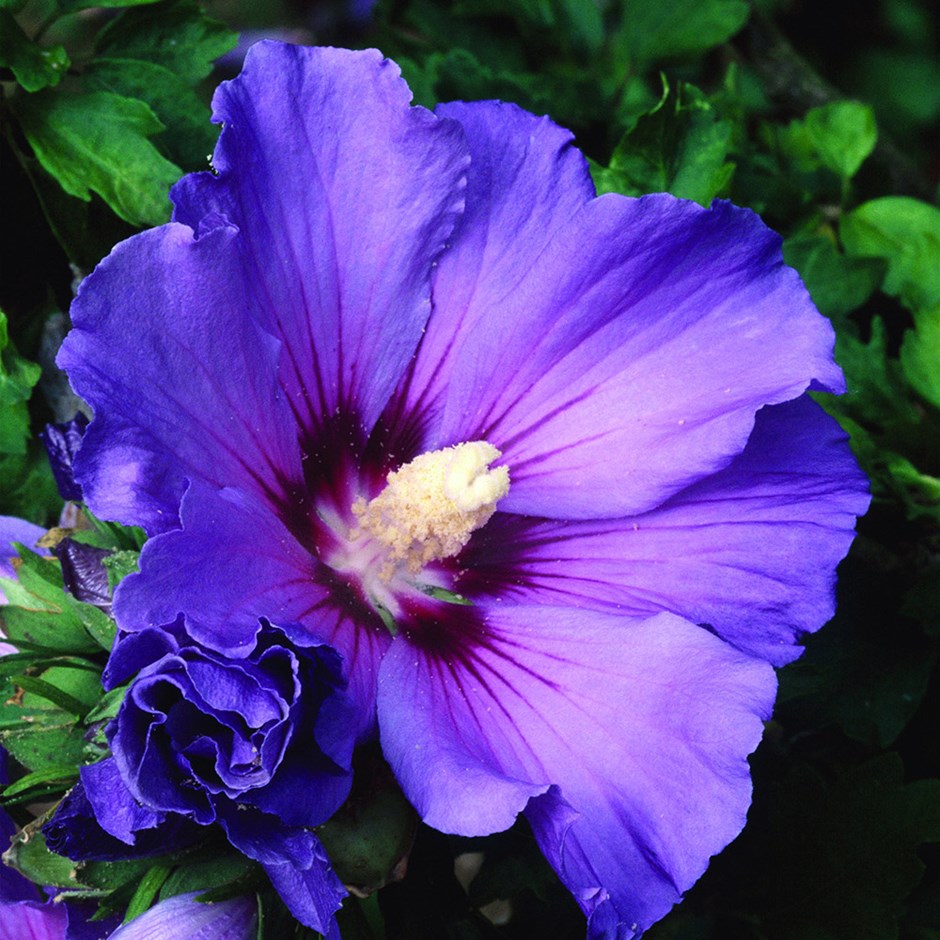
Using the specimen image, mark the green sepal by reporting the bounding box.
[84,684,127,726]
[0,10,70,92]
[95,0,237,85]
[592,79,734,206]
[102,549,140,592]
[317,754,418,897]
[124,864,174,923]
[14,88,180,227]
[65,594,119,651]
[0,308,42,456]
[2,813,79,888]
[78,856,160,892]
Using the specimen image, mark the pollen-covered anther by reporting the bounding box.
[352,441,509,577]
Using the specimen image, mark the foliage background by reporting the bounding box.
[1,0,939,938]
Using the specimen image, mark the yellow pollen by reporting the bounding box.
[352,441,509,577]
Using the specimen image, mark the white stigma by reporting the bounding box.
[352,441,510,577]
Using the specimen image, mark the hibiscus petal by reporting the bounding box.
[114,483,390,739]
[424,170,843,516]
[462,396,869,665]
[378,606,775,936]
[107,892,258,940]
[172,42,469,441]
[0,899,67,940]
[381,100,594,450]
[60,223,302,534]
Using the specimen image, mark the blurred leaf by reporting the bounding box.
[592,80,734,204]
[14,143,137,270]
[0,308,41,455]
[615,0,750,68]
[779,567,938,747]
[803,100,877,179]
[783,233,884,318]
[96,0,237,85]
[0,447,61,523]
[84,57,218,170]
[60,0,161,9]
[458,0,604,55]
[849,48,940,136]
[15,89,180,227]
[900,306,940,410]
[742,755,940,940]
[0,10,69,92]
[902,568,940,639]
[841,197,940,311]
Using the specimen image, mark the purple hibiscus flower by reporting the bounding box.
[58,42,869,937]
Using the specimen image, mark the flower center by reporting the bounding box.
[351,441,509,578]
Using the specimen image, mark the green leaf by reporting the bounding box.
[84,57,219,171]
[0,11,70,92]
[783,233,884,318]
[0,548,103,654]
[1,765,77,800]
[11,674,94,717]
[0,309,41,455]
[901,306,940,410]
[592,79,734,205]
[0,661,102,774]
[803,100,877,179]
[159,852,258,901]
[96,0,237,85]
[14,89,180,227]
[614,0,750,68]
[841,197,940,311]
